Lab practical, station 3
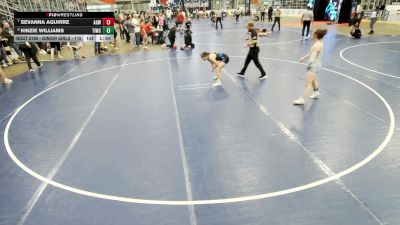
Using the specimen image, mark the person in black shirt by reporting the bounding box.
[268,6,273,22]
[185,18,192,30]
[181,29,195,50]
[236,23,267,80]
[166,26,177,48]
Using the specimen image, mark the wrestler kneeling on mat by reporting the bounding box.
[201,52,230,87]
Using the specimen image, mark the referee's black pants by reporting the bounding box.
[215,17,223,29]
[261,12,266,21]
[240,47,266,76]
[302,20,311,37]
[271,17,280,31]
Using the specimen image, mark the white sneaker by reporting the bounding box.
[29,69,34,72]
[4,78,12,84]
[213,80,222,87]
[309,91,320,99]
[212,76,218,80]
[293,97,305,105]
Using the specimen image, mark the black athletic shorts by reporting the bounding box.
[219,54,229,64]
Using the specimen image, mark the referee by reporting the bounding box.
[236,23,267,80]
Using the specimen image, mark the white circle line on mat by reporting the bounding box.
[339,41,400,79]
[3,56,395,205]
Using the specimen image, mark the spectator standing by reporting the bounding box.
[215,9,223,29]
[271,6,281,31]
[301,6,314,39]
[166,9,172,24]
[368,8,378,34]
[133,14,141,47]
[235,9,241,22]
[127,16,136,48]
[260,5,266,22]
[268,6,273,22]
[140,19,148,49]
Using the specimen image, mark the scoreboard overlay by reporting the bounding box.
[14,12,115,42]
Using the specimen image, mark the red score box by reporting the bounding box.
[102,18,114,26]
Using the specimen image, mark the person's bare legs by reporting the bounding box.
[294,71,315,104]
[213,62,225,86]
[309,74,320,99]
[0,67,12,84]
[303,71,315,97]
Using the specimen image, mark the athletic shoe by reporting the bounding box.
[29,69,34,72]
[259,74,267,80]
[212,76,218,80]
[2,64,8,68]
[144,46,148,49]
[213,80,222,87]
[293,97,305,105]
[4,78,12,84]
[301,36,305,40]
[236,73,245,78]
[39,64,43,68]
[309,91,320,99]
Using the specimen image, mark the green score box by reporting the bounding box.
[103,26,114,34]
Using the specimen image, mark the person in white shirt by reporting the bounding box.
[368,8,378,34]
[301,6,314,39]
[132,14,141,47]
[271,6,281,31]
[215,9,223,29]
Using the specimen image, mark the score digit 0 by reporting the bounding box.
[102,18,114,26]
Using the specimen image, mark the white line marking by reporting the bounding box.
[332,64,347,71]
[340,41,400,79]
[179,83,214,91]
[224,69,386,225]
[0,61,86,125]
[167,61,197,225]
[3,56,395,205]
[180,86,214,91]
[16,58,129,225]
[387,49,400,53]
[180,83,212,88]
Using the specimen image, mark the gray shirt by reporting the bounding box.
[302,10,314,21]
